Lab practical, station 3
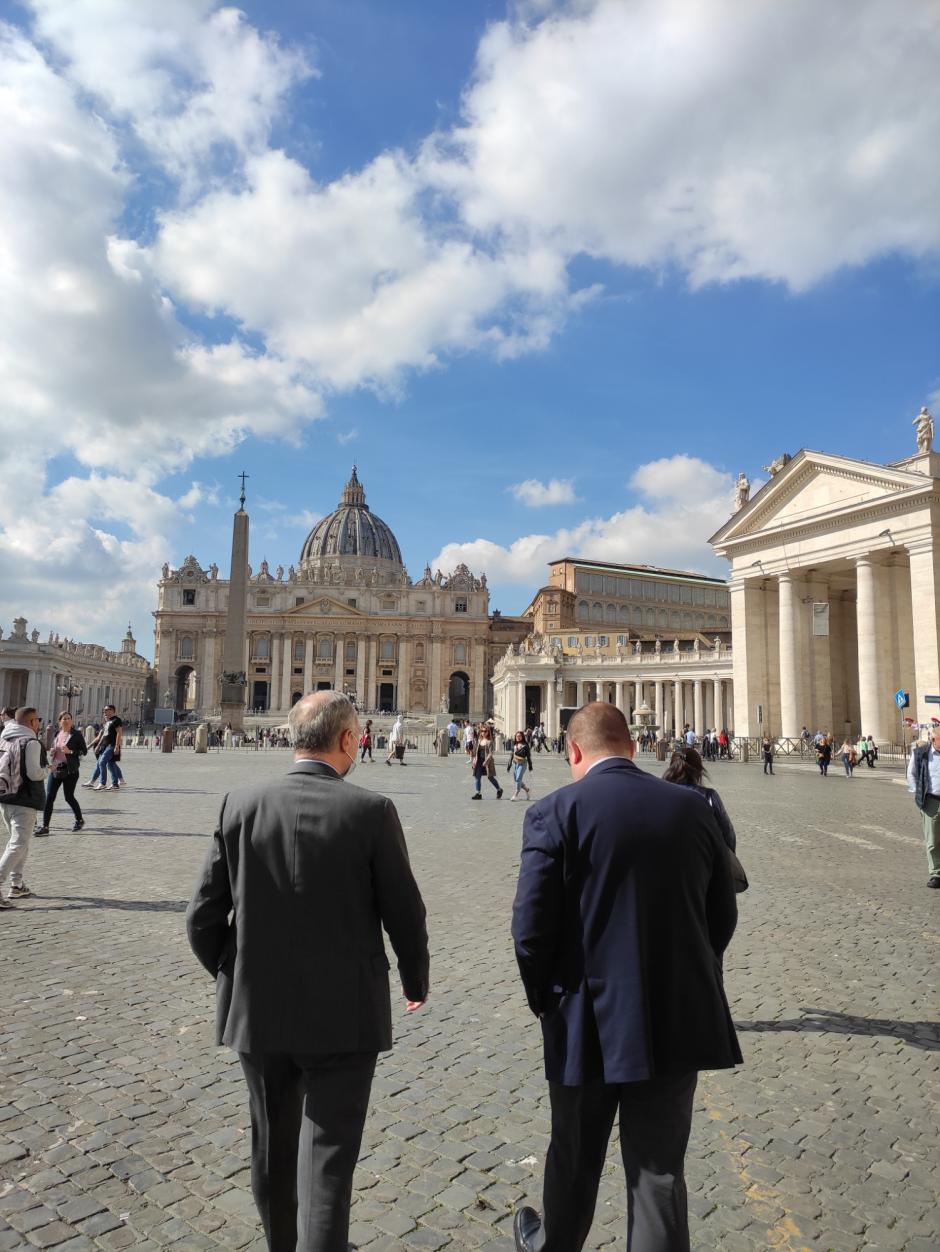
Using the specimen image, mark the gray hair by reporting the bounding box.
[288,691,356,751]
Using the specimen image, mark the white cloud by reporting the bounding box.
[510,477,577,507]
[434,455,737,587]
[425,0,940,290]
[27,0,312,186]
[337,429,360,446]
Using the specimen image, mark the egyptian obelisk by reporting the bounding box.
[219,473,250,730]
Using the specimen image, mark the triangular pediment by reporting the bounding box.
[283,595,369,618]
[711,450,934,548]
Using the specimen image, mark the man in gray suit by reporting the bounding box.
[187,691,429,1252]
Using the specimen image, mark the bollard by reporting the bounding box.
[194,723,208,754]
[437,729,449,758]
[161,726,174,753]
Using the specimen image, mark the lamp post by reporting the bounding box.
[56,678,83,715]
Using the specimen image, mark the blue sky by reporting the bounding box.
[1,0,938,653]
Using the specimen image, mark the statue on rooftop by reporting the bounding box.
[914,406,934,454]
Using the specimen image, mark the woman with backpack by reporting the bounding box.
[35,711,87,834]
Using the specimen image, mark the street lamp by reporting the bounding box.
[56,678,83,715]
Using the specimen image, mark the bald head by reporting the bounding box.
[289,690,357,753]
[567,701,634,779]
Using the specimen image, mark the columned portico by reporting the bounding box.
[711,433,940,743]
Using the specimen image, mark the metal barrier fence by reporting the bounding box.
[731,737,912,765]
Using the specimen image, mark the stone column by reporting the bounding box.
[673,679,683,732]
[303,634,313,697]
[713,678,723,731]
[430,636,443,713]
[545,677,557,737]
[398,638,410,710]
[655,680,664,734]
[270,634,282,712]
[472,642,486,717]
[355,635,367,706]
[333,637,345,692]
[856,556,885,740]
[693,679,704,735]
[202,631,217,712]
[367,637,378,710]
[614,682,624,713]
[633,681,642,716]
[907,541,940,731]
[516,678,526,731]
[777,573,801,739]
[576,680,585,706]
[281,641,292,711]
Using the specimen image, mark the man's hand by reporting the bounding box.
[404,998,426,1013]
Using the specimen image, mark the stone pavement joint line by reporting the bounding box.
[1,747,938,1250]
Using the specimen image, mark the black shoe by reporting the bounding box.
[513,1206,543,1252]
[496,788,504,799]
[928,875,940,889]
[34,825,50,836]
[470,793,481,800]
[72,820,84,832]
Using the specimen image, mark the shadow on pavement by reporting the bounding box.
[17,896,189,913]
[735,1007,939,1051]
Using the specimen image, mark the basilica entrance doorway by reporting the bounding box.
[448,671,469,716]
[251,680,269,711]
[525,684,542,729]
[174,665,196,711]
[378,682,395,712]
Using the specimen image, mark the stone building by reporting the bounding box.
[153,469,492,719]
[710,410,940,742]
[492,557,734,737]
[0,618,152,726]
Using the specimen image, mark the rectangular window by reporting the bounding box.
[293,667,302,675]
[681,585,692,604]
[617,634,626,645]
[550,637,561,648]
[568,636,577,647]
[182,589,196,605]
[295,596,305,606]
[347,598,357,607]
[669,585,680,603]
[454,598,467,613]
[692,587,704,605]
[598,635,608,646]
[416,599,426,611]
[585,635,595,646]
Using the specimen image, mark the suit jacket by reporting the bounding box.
[511,757,741,1085]
[186,759,429,1054]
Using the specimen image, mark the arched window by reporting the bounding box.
[254,636,269,659]
[605,604,616,623]
[645,609,654,626]
[345,640,357,661]
[454,642,467,663]
[380,639,394,661]
[619,604,630,622]
[414,642,425,662]
[179,636,194,660]
[578,600,589,620]
[294,638,305,662]
[591,602,603,621]
[632,607,643,626]
[318,637,333,660]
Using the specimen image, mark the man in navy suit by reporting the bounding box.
[511,702,741,1252]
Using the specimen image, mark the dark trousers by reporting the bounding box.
[542,1072,697,1252]
[44,774,82,825]
[239,1051,377,1252]
[762,756,773,774]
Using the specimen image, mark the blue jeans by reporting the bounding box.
[95,745,123,785]
[512,762,529,793]
[473,766,500,795]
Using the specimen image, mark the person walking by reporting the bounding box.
[470,724,503,800]
[447,719,458,754]
[815,734,832,776]
[761,735,774,775]
[385,716,405,766]
[511,703,740,1252]
[663,745,738,855]
[507,731,533,801]
[83,705,124,790]
[463,721,476,757]
[0,708,47,907]
[359,719,374,763]
[838,737,856,778]
[186,691,429,1251]
[35,711,87,835]
[906,726,940,889]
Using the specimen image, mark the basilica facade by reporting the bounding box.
[153,469,493,720]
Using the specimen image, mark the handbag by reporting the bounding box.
[727,847,748,893]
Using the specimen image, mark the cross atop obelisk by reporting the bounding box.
[238,470,249,510]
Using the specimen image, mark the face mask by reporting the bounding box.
[342,746,358,778]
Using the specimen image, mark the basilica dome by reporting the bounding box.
[299,467,404,572]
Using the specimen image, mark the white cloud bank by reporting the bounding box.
[434,455,736,587]
[2,0,940,641]
[511,478,577,507]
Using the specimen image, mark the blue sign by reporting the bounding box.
[895,689,908,708]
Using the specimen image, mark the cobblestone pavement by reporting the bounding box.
[1,747,937,1252]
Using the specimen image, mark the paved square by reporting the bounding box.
[1,747,938,1251]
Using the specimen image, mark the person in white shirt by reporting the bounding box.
[386,717,406,766]
[0,708,47,907]
[907,726,940,888]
